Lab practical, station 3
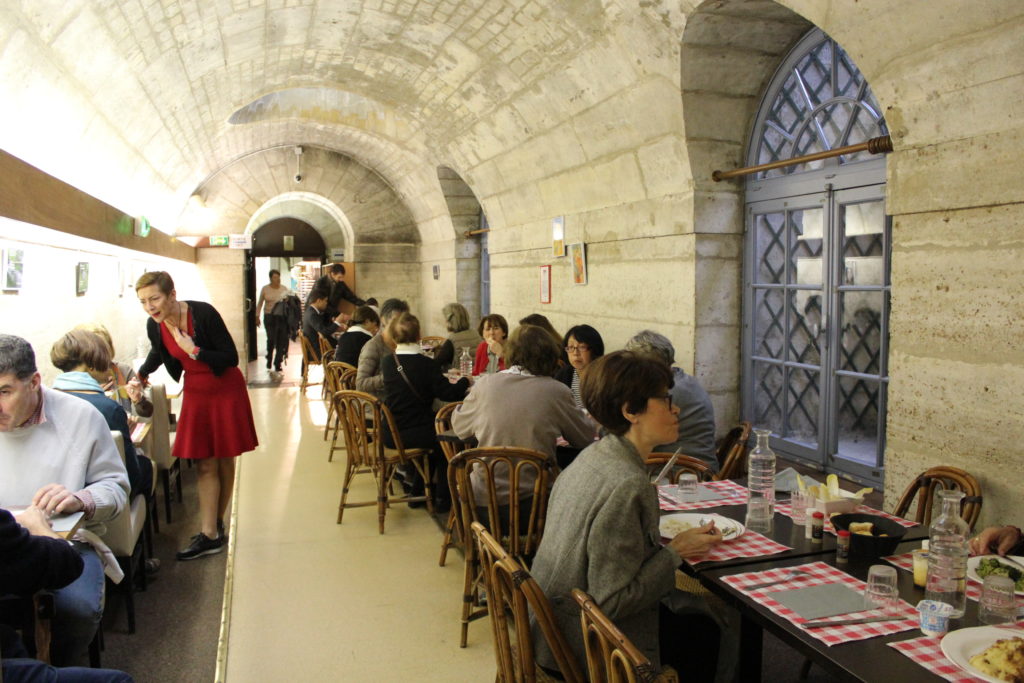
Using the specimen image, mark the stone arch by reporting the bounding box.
[679,0,814,428]
[245,191,356,257]
[437,166,484,324]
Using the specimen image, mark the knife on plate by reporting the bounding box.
[987,555,1024,573]
[800,615,908,628]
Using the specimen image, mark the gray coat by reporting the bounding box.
[530,434,679,672]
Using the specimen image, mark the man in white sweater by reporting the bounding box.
[0,334,129,666]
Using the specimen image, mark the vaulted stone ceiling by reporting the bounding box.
[0,0,618,248]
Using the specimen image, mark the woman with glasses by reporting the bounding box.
[530,351,723,681]
[555,324,604,407]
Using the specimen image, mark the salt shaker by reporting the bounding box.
[810,511,824,543]
[836,529,850,562]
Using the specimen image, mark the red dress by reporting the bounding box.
[161,311,258,459]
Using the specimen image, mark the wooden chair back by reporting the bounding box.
[323,361,345,443]
[339,368,357,390]
[318,333,333,361]
[297,330,322,389]
[435,401,466,567]
[421,335,446,354]
[572,589,677,683]
[715,421,752,480]
[644,453,716,483]
[892,466,983,529]
[434,401,464,462]
[471,522,584,683]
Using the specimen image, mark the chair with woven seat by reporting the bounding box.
[471,521,585,683]
[892,466,983,529]
[297,330,322,390]
[317,334,335,399]
[334,390,434,533]
[644,452,716,484]
[339,367,357,390]
[421,335,446,355]
[450,446,555,647]
[323,361,346,442]
[714,421,751,481]
[572,588,679,683]
[149,383,182,523]
[435,401,466,567]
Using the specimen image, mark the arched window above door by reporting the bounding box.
[749,29,888,179]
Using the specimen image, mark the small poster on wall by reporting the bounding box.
[552,216,565,257]
[76,262,89,296]
[569,242,587,285]
[539,265,551,304]
[2,248,24,291]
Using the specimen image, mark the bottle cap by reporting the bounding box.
[837,530,850,537]
[812,511,824,519]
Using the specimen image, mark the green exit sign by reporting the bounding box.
[209,235,230,246]
[134,216,151,237]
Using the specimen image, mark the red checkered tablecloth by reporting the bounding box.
[685,528,791,566]
[658,480,748,511]
[884,552,1024,608]
[889,623,1024,682]
[776,502,919,536]
[722,561,918,645]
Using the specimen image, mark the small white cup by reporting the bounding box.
[677,473,699,503]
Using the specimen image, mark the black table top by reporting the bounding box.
[698,541,983,682]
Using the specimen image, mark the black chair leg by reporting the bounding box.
[162,470,172,523]
[799,657,813,679]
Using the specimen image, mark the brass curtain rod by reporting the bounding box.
[463,228,490,237]
[712,135,893,182]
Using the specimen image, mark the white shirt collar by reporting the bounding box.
[348,324,372,336]
[395,343,422,355]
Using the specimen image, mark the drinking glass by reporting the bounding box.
[978,575,1017,624]
[677,473,699,503]
[790,489,812,526]
[865,565,899,613]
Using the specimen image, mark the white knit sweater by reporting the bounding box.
[0,386,129,529]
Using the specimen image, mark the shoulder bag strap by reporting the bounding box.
[392,353,428,405]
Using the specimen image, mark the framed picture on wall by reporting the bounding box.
[569,242,587,285]
[551,216,565,257]
[539,265,551,304]
[2,248,24,291]
[76,262,89,296]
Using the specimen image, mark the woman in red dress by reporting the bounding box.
[135,271,258,561]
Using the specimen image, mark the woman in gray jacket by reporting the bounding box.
[530,351,723,680]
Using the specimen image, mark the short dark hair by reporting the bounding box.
[328,264,346,276]
[50,329,111,373]
[365,297,379,306]
[135,271,175,295]
[477,314,508,338]
[519,313,562,347]
[0,334,37,379]
[580,351,673,436]
[563,324,604,358]
[389,312,421,344]
[269,269,281,278]
[350,305,380,327]
[506,325,561,377]
[309,287,330,304]
[380,298,410,323]
[443,303,471,333]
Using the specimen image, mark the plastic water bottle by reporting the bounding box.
[458,347,473,377]
[745,427,775,533]
[925,489,969,617]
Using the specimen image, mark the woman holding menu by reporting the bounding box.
[136,271,257,561]
[529,351,723,681]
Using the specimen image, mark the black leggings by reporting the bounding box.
[658,603,720,682]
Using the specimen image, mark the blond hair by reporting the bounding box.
[51,329,111,373]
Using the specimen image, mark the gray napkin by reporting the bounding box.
[697,485,725,502]
[769,583,866,620]
[775,467,821,494]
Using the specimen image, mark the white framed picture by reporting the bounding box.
[2,248,24,290]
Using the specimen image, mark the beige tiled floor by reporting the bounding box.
[225,372,494,681]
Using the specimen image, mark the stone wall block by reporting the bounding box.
[636,136,692,199]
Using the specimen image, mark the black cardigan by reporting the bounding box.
[0,509,83,596]
[381,353,469,433]
[139,300,239,381]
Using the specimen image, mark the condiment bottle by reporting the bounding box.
[810,511,824,543]
[836,529,850,562]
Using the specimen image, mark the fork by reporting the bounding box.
[744,569,812,591]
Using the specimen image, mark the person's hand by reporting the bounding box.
[667,521,723,560]
[164,321,196,355]
[137,373,150,388]
[256,317,262,328]
[15,506,61,539]
[125,378,143,403]
[101,376,116,392]
[970,526,1022,556]
[487,338,504,358]
[32,484,85,516]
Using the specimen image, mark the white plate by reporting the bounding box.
[659,513,745,541]
[940,625,1024,683]
[967,555,1024,595]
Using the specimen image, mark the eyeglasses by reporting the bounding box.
[565,344,590,354]
[653,393,673,409]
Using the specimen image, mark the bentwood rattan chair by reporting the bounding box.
[450,447,555,647]
[323,361,346,443]
[714,421,752,481]
[435,401,466,567]
[892,466,983,530]
[644,453,716,484]
[471,521,585,683]
[572,589,679,683]
[334,390,434,533]
[297,331,322,390]
[421,335,446,355]
[339,367,357,390]
[317,334,335,399]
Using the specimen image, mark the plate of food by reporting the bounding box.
[940,625,1024,683]
[659,513,744,542]
[968,555,1024,595]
